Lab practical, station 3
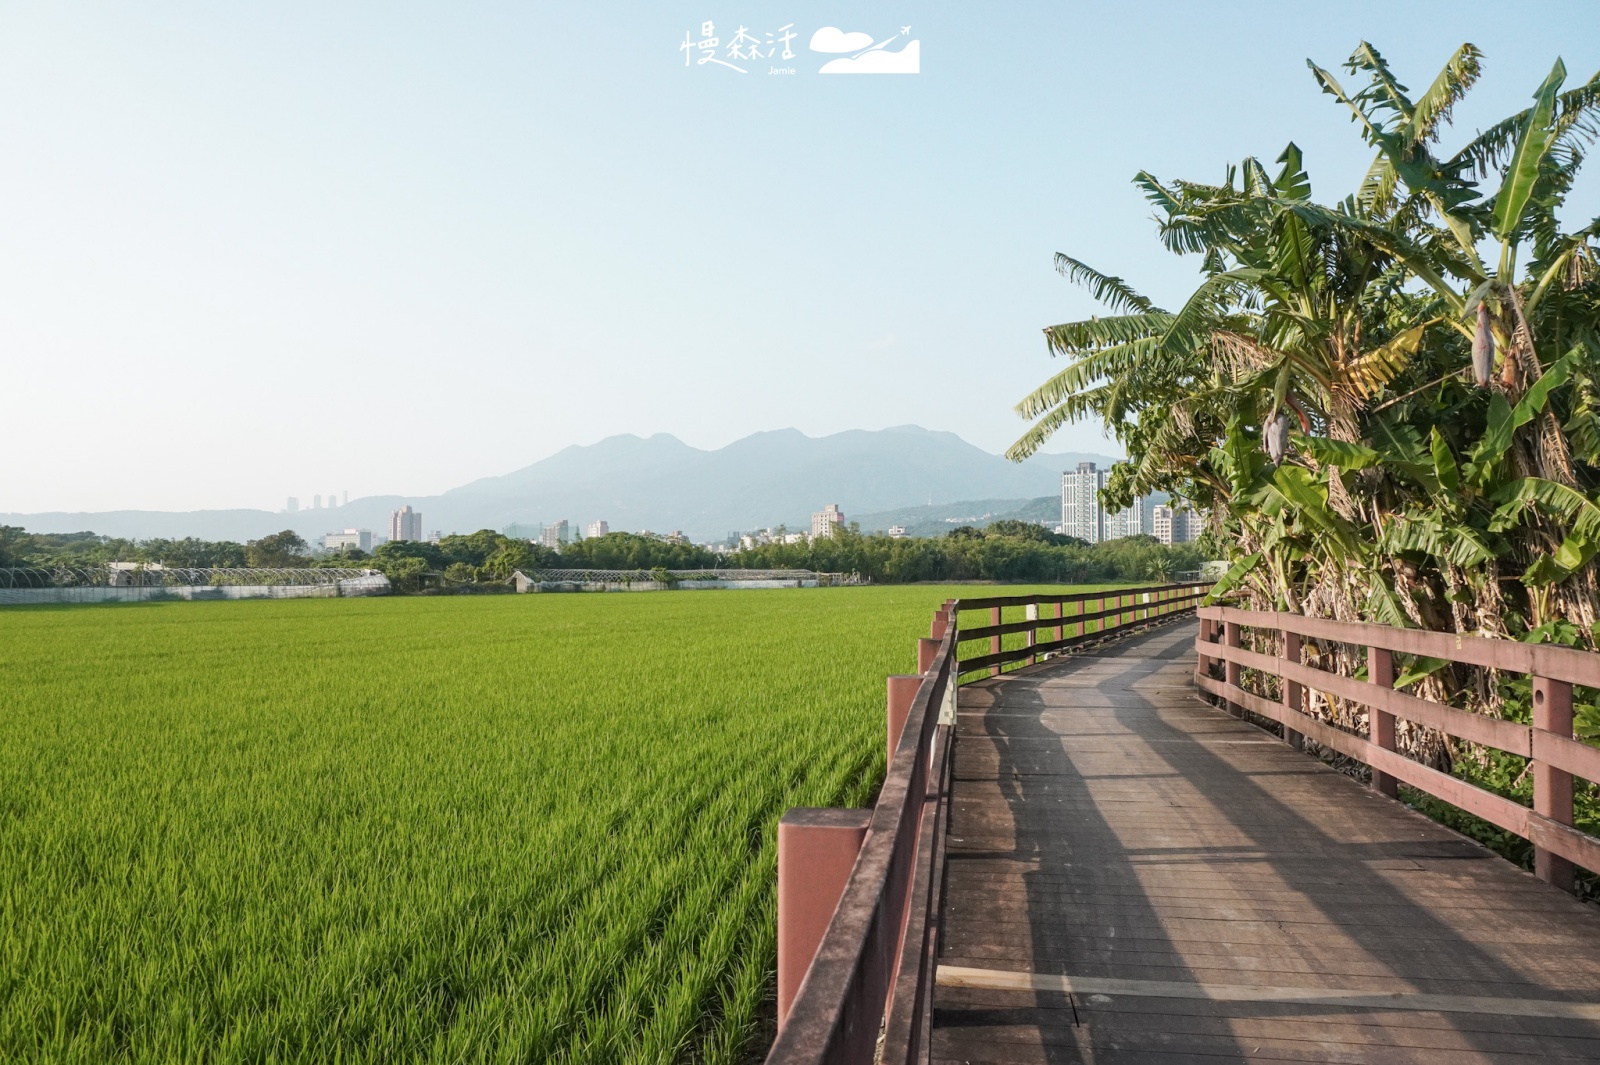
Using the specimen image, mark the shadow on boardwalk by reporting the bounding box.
[933,620,1600,1064]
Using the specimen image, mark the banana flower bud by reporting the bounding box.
[1472,302,1495,388]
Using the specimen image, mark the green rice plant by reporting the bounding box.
[0,585,1101,1063]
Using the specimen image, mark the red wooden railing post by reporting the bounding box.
[887,675,922,767]
[1533,675,1576,893]
[1195,615,1213,681]
[989,606,1002,677]
[917,638,938,673]
[1368,646,1398,798]
[1222,621,1242,716]
[1053,599,1063,644]
[776,808,871,1028]
[1282,629,1303,750]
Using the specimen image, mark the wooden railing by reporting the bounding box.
[955,582,1212,679]
[766,584,1207,1065]
[1196,605,1600,892]
[765,602,957,1065]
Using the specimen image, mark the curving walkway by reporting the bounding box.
[932,621,1600,1064]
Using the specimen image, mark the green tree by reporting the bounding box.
[1009,41,1600,640]
[245,530,310,567]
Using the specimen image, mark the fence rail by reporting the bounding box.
[767,582,1207,1065]
[955,582,1211,678]
[1196,605,1600,893]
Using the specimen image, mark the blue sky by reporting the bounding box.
[2,2,1596,512]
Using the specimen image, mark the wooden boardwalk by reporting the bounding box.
[932,620,1600,1064]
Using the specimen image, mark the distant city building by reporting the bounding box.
[1061,463,1108,542]
[325,528,373,552]
[1152,505,1176,545]
[1153,504,1205,545]
[389,505,423,542]
[541,520,569,550]
[1063,462,1164,542]
[503,522,542,540]
[426,530,443,544]
[286,497,299,513]
[329,491,338,510]
[811,503,845,539]
[888,524,909,539]
[313,494,322,510]
[586,520,610,539]
[739,528,776,551]
[1105,497,1154,541]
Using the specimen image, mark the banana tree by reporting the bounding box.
[1011,41,1600,646]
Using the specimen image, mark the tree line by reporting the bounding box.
[1,522,1206,588]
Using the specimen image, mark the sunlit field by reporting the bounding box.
[0,585,1126,1063]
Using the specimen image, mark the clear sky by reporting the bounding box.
[3,2,1597,513]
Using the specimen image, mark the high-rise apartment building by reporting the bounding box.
[811,504,844,539]
[286,497,299,513]
[586,520,610,539]
[389,505,423,542]
[313,495,322,510]
[540,520,569,550]
[1152,503,1206,544]
[1063,462,1165,543]
[1061,463,1107,543]
[1106,495,1158,540]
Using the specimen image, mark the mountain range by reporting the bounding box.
[2,426,1116,543]
[850,496,1064,539]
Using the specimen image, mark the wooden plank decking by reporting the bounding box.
[933,620,1600,1064]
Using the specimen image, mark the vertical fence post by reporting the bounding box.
[989,606,1002,677]
[776,808,871,1029]
[1367,646,1398,798]
[1053,599,1064,644]
[1281,629,1303,750]
[1195,615,1212,682]
[887,675,922,767]
[1025,602,1039,666]
[917,637,939,673]
[1223,621,1241,717]
[1532,675,1576,893]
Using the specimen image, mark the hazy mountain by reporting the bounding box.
[851,496,1064,539]
[2,427,1118,543]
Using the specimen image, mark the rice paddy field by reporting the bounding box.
[0,585,1110,1064]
